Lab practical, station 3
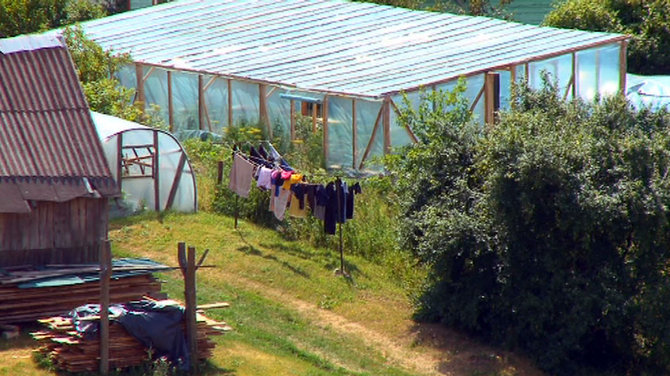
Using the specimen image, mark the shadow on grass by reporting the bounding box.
[235,232,310,278]
[260,241,366,280]
[0,324,41,352]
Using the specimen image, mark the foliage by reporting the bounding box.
[63,25,166,129]
[388,78,670,374]
[0,0,105,38]
[358,0,512,16]
[544,0,670,75]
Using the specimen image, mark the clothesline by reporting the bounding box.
[228,143,361,229]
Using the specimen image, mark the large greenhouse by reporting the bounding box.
[71,0,627,171]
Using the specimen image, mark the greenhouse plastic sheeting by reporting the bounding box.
[204,77,229,132]
[267,88,293,139]
[143,67,169,122]
[92,111,197,214]
[356,99,384,170]
[232,80,259,126]
[327,96,355,170]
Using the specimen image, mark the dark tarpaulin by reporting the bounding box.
[70,300,190,370]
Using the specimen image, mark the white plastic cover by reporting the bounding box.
[91,111,197,214]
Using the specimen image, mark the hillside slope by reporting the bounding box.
[0,212,542,375]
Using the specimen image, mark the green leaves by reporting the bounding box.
[389,78,670,374]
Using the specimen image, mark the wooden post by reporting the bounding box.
[259,84,272,139]
[178,242,207,374]
[322,96,329,168]
[382,97,391,154]
[153,130,160,212]
[352,99,357,169]
[116,132,123,191]
[619,40,628,96]
[135,63,145,109]
[312,102,317,133]
[186,246,197,374]
[485,72,500,125]
[227,79,233,127]
[198,75,205,131]
[595,49,601,95]
[290,100,295,140]
[167,70,174,132]
[571,52,577,99]
[99,240,111,376]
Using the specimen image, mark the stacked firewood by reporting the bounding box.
[0,260,166,325]
[32,301,230,373]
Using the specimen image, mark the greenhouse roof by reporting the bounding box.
[78,0,626,98]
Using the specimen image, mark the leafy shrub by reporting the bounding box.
[544,0,670,75]
[0,0,105,38]
[64,25,165,128]
[389,78,670,374]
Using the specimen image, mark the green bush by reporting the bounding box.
[544,0,670,75]
[0,0,105,38]
[389,78,670,374]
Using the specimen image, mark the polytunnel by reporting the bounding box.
[71,0,628,173]
[91,111,197,214]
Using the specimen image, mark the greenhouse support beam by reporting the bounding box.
[470,83,485,113]
[358,104,383,170]
[352,99,357,169]
[383,97,391,153]
[510,64,516,83]
[227,79,233,127]
[165,153,187,211]
[323,95,329,167]
[595,50,600,93]
[485,72,500,125]
[198,75,205,131]
[389,99,418,144]
[153,131,160,212]
[116,133,123,190]
[619,40,628,96]
[167,71,174,131]
[290,100,295,140]
[135,63,145,106]
[259,84,272,139]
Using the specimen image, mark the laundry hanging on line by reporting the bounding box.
[227,143,362,235]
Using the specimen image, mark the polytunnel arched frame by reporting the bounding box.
[92,111,198,214]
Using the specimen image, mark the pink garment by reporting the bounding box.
[228,154,255,198]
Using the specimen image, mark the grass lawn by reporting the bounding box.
[0,211,542,376]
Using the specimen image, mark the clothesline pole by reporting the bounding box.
[336,178,345,276]
[234,196,239,229]
[338,222,344,275]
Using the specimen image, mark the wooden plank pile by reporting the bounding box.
[0,260,167,325]
[32,301,229,373]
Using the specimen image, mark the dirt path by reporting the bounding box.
[227,275,542,376]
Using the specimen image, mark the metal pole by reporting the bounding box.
[336,178,344,275]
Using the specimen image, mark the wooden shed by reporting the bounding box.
[0,34,118,267]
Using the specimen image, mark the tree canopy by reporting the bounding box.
[387,80,670,374]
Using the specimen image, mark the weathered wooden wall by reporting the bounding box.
[0,198,108,267]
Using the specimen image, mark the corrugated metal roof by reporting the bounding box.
[78,0,625,98]
[0,34,117,201]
